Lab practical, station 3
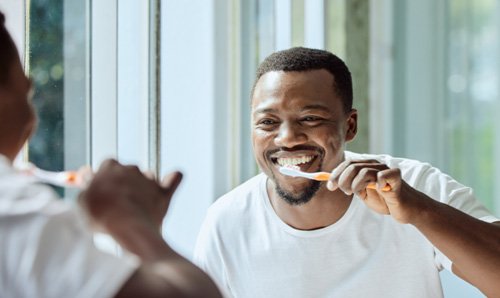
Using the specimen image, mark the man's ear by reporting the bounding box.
[345,109,357,142]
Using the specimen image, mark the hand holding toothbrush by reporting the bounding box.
[79,159,182,234]
[280,159,425,224]
[325,159,426,224]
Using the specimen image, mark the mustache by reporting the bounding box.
[266,145,324,157]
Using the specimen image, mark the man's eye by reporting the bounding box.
[259,119,277,125]
[301,116,322,122]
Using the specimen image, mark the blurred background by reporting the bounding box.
[1,0,498,297]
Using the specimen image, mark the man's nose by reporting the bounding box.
[274,122,307,148]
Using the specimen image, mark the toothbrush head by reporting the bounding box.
[279,166,304,178]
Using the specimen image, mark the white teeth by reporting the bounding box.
[277,155,314,166]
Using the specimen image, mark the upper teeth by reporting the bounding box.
[277,156,314,166]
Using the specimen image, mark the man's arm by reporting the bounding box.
[328,160,500,297]
[80,160,222,298]
[407,193,500,297]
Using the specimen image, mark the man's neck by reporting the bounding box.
[267,179,353,230]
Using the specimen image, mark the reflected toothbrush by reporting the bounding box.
[17,163,90,188]
[279,166,391,191]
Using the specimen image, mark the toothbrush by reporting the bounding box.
[279,166,391,191]
[17,163,88,188]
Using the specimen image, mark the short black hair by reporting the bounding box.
[0,11,18,85]
[253,47,353,113]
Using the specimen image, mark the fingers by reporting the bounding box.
[350,167,381,194]
[143,170,157,181]
[77,189,88,209]
[97,158,119,172]
[327,159,352,190]
[76,165,94,188]
[376,168,402,192]
[96,161,183,197]
[328,159,389,194]
[97,159,154,179]
[326,160,407,219]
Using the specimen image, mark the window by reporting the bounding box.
[382,0,499,296]
[18,0,155,254]
[27,0,89,198]
[387,0,499,214]
[444,0,499,212]
[21,0,156,200]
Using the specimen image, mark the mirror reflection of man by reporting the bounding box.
[0,11,221,298]
[194,47,500,298]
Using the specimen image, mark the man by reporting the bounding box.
[194,47,500,297]
[0,11,221,298]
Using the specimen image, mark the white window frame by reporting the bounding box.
[91,0,153,170]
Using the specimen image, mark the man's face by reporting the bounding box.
[251,69,357,205]
[0,57,36,160]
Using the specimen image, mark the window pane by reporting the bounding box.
[445,0,498,210]
[28,0,64,172]
[291,0,304,47]
[325,0,346,59]
[27,0,88,198]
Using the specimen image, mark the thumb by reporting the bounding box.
[161,171,183,199]
[376,168,403,204]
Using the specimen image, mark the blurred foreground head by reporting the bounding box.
[0,11,36,162]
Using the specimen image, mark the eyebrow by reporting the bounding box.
[300,104,331,113]
[253,108,276,116]
[253,104,332,116]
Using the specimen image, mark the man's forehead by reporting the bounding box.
[255,71,286,89]
[256,69,333,84]
[252,70,337,110]
[254,69,334,95]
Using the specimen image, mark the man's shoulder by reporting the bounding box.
[0,166,64,218]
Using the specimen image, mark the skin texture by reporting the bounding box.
[0,22,221,298]
[252,69,500,297]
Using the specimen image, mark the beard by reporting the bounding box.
[265,144,326,205]
[275,179,321,206]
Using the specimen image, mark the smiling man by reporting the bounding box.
[193,47,500,298]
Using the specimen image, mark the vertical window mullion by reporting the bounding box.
[90,0,118,169]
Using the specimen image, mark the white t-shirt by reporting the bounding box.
[0,155,139,298]
[193,152,498,298]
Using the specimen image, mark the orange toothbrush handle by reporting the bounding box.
[312,172,331,181]
[66,172,78,183]
[367,183,392,191]
[313,172,392,191]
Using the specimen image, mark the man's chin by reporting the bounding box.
[275,180,321,206]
